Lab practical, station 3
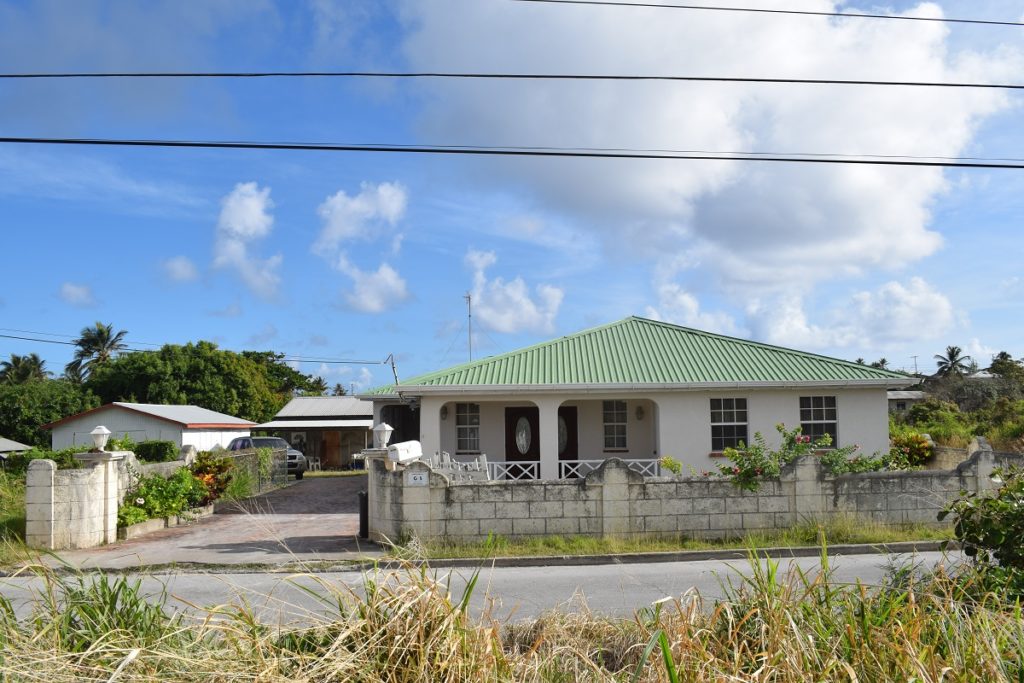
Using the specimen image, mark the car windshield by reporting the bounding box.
[252,437,289,449]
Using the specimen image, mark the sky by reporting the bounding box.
[1,0,1023,391]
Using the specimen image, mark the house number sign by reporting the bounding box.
[405,471,429,487]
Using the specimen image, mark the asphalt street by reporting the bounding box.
[2,550,958,626]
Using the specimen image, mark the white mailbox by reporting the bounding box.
[387,440,423,464]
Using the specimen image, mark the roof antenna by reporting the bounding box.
[464,292,473,362]
[385,353,399,385]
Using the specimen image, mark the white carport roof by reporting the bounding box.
[256,419,373,429]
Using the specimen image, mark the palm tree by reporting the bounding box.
[332,382,347,396]
[870,358,889,369]
[0,353,50,383]
[934,345,972,377]
[66,321,128,380]
[305,376,329,396]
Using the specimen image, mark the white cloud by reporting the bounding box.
[336,257,410,313]
[314,181,411,314]
[163,255,199,282]
[465,249,563,334]
[644,284,740,336]
[314,182,407,255]
[747,277,954,350]
[59,282,96,308]
[402,1,1020,297]
[213,182,282,299]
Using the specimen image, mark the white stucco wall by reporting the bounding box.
[182,429,251,451]
[394,387,890,475]
[51,410,249,451]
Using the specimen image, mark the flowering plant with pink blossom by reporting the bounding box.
[718,423,857,491]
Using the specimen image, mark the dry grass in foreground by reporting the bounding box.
[0,552,1021,682]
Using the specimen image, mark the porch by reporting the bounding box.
[416,396,663,480]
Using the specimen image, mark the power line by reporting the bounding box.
[2,70,1023,91]
[0,333,387,365]
[3,136,1024,169]
[510,0,1024,28]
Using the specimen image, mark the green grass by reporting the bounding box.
[0,470,29,567]
[399,516,951,560]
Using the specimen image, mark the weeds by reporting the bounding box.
[1,553,1021,681]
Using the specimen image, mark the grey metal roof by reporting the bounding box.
[112,402,255,426]
[0,436,31,453]
[274,396,374,418]
[887,391,926,400]
[256,419,374,429]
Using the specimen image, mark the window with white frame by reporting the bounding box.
[710,398,748,451]
[603,400,627,450]
[800,396,838,446]
[456,402,480,453]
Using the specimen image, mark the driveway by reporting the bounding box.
[48,474,379,570]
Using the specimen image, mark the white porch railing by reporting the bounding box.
[486,461,540,480]
[559,459,662,479]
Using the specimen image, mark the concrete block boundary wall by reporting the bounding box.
[367,441,1024,544]
[24,448,289,551]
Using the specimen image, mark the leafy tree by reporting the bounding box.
[990,352,1024,384]
[934,345,972,378]
[66,322,128,380]
[0,379,99,448]
[87,342,306,422]
[332,382,347,396]
[241,351,318,396]
[0,353,50,384]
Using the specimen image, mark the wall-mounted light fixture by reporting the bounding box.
[635,405,645,421]
[440,405,449,420]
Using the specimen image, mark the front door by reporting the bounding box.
[504,407,540,462]
[557,406,578,461]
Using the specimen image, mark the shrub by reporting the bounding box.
[190,451,233,501]
[718,423,859,491]
[4,446,88,475]
[106,434,136,452]
[940,466,1024,571]
[658,456,683,476]
[889,430,933,467]
[119,467,210,526]
[134,440,179,463]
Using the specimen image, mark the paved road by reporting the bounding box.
[47,474,372,570]
[4,551,959,625]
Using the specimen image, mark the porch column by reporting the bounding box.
[419,396,445,457]
[536,397,562,480]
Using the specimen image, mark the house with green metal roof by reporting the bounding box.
[366,316,915,480]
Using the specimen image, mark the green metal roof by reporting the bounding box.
[367,316,910,395]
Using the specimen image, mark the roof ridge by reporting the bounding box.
[397,317,632,385]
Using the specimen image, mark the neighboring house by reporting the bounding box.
[887,390,927,415]
[255,396,373,469]
[44,402,255,451]
[365,316,915,480]
[0,436,31,462]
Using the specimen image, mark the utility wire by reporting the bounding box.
[0,333,387,365]
[510,0,1024,28]
[3,136,1024,169]
[2,70,1022,91]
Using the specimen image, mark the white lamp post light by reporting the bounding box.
[373,422,394,449]
[90,425,112,452]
